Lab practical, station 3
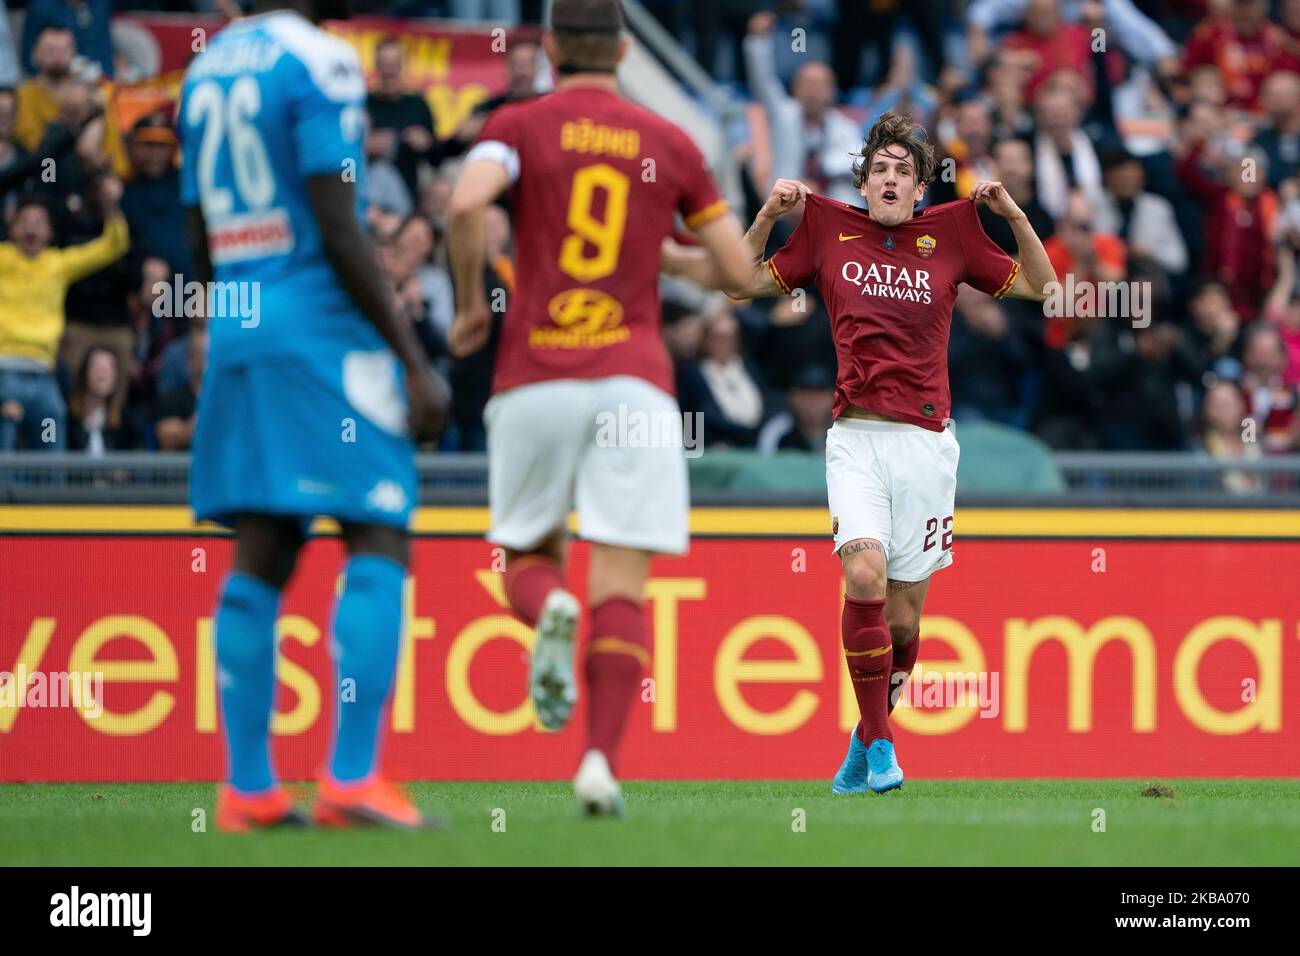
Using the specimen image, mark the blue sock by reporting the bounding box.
[329,554,405,783]
[215,572,281,794]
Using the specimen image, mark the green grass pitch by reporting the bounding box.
[3,781,1297,866]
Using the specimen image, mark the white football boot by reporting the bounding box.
[529,589,580,731]
[573,749,624,817]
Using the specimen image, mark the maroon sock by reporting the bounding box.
[888,630,920,714]
[502,556,566,627]
[842,596,892,744]
[584,597,649,770]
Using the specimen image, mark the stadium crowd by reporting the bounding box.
[0,0,1298,471]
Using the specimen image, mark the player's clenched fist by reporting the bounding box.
[448,304,492,358]
[759,178,809,221]
[970,181,1026,222]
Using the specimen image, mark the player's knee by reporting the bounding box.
[889,613,919,647]
[514,530,566,565]
[588,577,644,608]
[840,544,887,599]
[234,517,305,588]
[233,547,294,589]
[587,547,652,607]
[342,523,409,568]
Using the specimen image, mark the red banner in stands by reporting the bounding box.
[3,534,1299,781]
[115,13,534,137]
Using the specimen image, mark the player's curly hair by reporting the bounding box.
[851,112,937,190]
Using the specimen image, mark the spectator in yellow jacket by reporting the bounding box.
[0,177,128,451]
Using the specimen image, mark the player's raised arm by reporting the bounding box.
[689,212,770,297]
[661,178,809,299]
[970,180,1056,302]
[660,220,770,299]
[307,175,447,441]
[446,157,511,358]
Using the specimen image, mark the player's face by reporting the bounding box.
[861,146,923,227]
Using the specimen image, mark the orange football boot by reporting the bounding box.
[313,774,449,830]
[216,785,309,833]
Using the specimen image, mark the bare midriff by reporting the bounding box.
[839,403,904,423]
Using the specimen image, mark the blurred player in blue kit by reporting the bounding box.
[179,0,447,831]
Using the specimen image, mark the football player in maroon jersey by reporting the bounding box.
[663,112,1055,793]
[446,0,756,814]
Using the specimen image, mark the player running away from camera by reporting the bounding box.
[447,0,756,815]
[180,0,448,831]
[663,112,1055,794]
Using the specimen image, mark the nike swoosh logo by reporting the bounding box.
[838,233,863,241]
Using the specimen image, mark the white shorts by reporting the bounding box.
[825,417,960,581]
[484,376,690,555]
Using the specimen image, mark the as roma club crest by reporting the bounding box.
[832,516,839,536]
[915,234,937,259]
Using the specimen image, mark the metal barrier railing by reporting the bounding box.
[2,451,1299,508]
[0,452,489,506]
[1052,453,1300,505]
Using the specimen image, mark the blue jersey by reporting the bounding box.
[179,10,381,369]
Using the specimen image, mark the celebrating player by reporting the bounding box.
[180,0,447,831]
[447,0,756,814]
[662,112,1055,794]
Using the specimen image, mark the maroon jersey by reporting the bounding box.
[768,194,1019,431]
[473,86,728,396]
